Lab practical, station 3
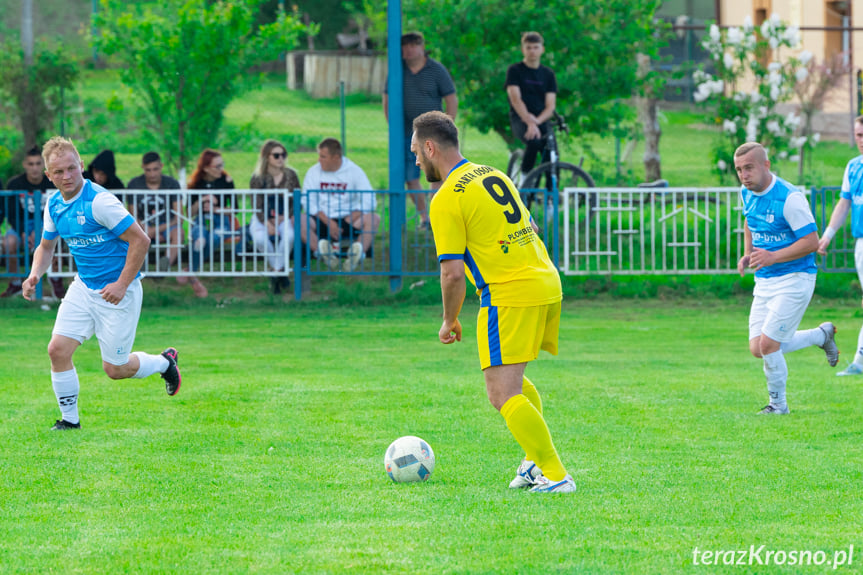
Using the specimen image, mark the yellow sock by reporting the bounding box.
[521,376,542,414]
[500,394,566,481]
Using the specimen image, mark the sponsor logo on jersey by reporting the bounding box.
[752,231,789,243]
[499,240,511,253]
[66,234,107,247]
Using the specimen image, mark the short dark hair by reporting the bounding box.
[401,32,424,46]
[521,31,544,45]
[318,137,343,157]
[856,115,863,127]
[26,145,41,157]
[413,111,459,150]
[142,151,161,164]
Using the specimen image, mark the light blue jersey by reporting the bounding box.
[840,155,863,238]
[43,179,137,290]
[741,174,817,279]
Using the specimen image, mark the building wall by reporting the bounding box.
[720,0,861,119]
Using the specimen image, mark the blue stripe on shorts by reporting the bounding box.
[488,305,501,366]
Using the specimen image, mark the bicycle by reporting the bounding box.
[506,112,596,215]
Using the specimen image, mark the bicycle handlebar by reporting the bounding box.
[552,111,569,136]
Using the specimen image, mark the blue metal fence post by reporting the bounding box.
[293,187,303,300]
[387,2,405,293]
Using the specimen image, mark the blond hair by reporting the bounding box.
[734,142,768,162]
[42,136,81,168]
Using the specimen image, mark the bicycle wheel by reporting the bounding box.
[506,148,524,185]
[522,161,596,216]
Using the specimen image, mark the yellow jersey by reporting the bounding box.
[430,160,562,307]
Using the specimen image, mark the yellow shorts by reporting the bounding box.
[476,301,561,370]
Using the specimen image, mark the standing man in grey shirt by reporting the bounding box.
[383,31,457,230]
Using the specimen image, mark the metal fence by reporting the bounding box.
[0,186,855,300]
[561,187,745,275]
[0,188,442,300]
[557,185,852,276]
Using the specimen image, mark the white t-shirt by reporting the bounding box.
[302,157,375,219]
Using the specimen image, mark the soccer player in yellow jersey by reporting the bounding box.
[411,110,575,493]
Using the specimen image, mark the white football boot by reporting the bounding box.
[509,459,543,489]
[529,474,577,494]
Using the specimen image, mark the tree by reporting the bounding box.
[693,15,813,183]
[0,39,78,149]
[92,0,310,172]
[404,0,665,146]
[791,51,849,183]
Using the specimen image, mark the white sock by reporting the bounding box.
[763,350,788,408]
[52,368,80,424]
[131,352,169,379]
[780,328,824,354]
[854,324,863,365]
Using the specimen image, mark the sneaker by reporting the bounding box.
[161,347,182,396]
[342,241,365,272]
[837,363,863,376]
[51,419,81,431]
[509,459,543,489]
[318,239,340,270]
[529,474,576,494]
[49,277,66,299]
[1,281,22,298]
[757,403,789,415]
[818,322,839,367]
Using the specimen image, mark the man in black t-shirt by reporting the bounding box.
[505,32,558,181]
[1,146,65,299]
[127,151,184,273]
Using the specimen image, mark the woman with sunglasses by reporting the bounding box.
[249,140,315,293]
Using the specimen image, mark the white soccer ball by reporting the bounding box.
[384,435,435,483]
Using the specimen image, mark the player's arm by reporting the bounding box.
[439,258,465,344]
[534,91,557,126]
[443,93,458,120]
[21,236,59,301]
[818,197,850,255]
[737,221,752,276]
[750,231,818,271]
[100,223,151,305]
[382,92,389,122]
[506,85,537,125]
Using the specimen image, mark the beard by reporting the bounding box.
[419,154,441,183]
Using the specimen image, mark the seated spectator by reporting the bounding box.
[303,138,379,272]
[184,149,238,298]
[1,146,65,299]
[127,152,184,273]
[83,149,125,191]
[249,139,315,293]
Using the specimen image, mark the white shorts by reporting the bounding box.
[53,276,143,366]
[854,238,863,291]
[748,272,816,342]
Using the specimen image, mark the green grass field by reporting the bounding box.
[2,297,862,573]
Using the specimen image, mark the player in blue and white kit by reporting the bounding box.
[818,116,863,376]
[735,142,838,415]
[21,137,182,431]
